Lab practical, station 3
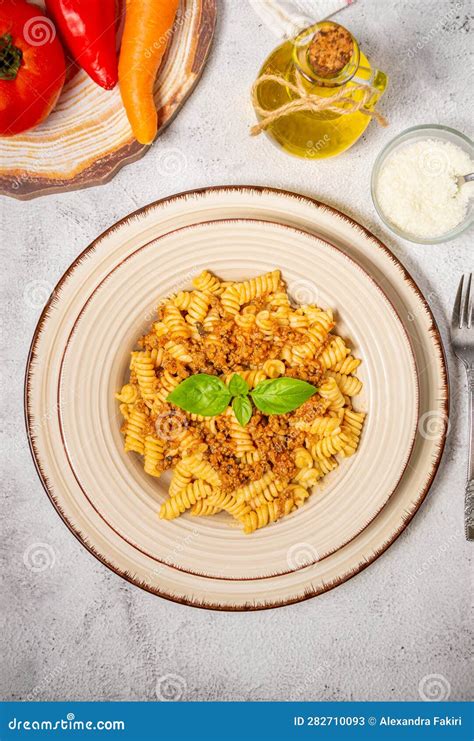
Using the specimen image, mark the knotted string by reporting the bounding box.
[250,72,388,135]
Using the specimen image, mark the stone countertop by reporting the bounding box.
[1,0,472,702]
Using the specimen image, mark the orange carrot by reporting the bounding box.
[119,0,180,145]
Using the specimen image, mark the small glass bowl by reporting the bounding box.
[371,124,474,244]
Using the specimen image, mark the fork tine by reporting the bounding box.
[452,275,464,329]
[462,273,472,329]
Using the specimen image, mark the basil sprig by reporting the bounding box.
[167,373,317,425]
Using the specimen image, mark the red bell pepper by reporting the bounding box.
[0,1,66,136]
[45,0,118,90]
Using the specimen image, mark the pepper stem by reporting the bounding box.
[0,34,23,80]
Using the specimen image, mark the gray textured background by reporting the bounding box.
[1,0,472,702]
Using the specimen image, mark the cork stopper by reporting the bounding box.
[308,24,354,78]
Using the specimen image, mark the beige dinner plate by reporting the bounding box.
[25,186,448,609]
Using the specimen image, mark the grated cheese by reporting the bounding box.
[375,138,474,239]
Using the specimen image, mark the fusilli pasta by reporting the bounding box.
[117,269,366,534]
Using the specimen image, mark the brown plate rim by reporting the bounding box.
[24,185,450,610]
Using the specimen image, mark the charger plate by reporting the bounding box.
[25,186,448,609]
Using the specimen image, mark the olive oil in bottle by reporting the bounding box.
[253,21,388,159]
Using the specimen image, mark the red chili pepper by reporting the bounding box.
[45,0,118,90]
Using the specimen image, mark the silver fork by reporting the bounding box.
[451,274,473,541]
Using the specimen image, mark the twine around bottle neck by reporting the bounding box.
[250,71,388,136]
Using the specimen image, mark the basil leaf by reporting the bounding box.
[251,377,317,414]
[232,396,253,427]
[167,374,231,416]
[228,373,250,397]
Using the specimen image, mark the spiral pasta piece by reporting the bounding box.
[310,431,348,460]
[291,339,318,361]
[234,471,276,503]
[319,377,345,410]
[163,304,191,339]
[289,312,310,329]
[220,286,241,315]
[159,480,213,520]
[325,370,363,396]
[293,466,321,487]
[221,270,280,314]
[203,307,220,332]
[165,340,192,365]
[191,501,222,516]
[227,408,257,456]
[344,409,366,435]
[206,491,251,519]
[169,459,194,496]
[316,456,339,475]
[262,359,285,378]
[247,479,287,509]
[255,310,274,336]
[318,336,349,370]
[192,270,222,294]
[185,455,220,487]
[294,447,313,469]
[293,416,340,436]
[134,351,157,400]
[239,497,294,534]
[234,312,256,329]
[268,291,290,309]
[115,383,139,404]
[237,270,281,304]
[185,291,210,325]
[177,429,207,455]
[287,484,310,508]
[144,435,165,477]
[332,355,361,375]
[154,370,181,405]
[124,408,147,455]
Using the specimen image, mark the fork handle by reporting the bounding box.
[466,367,474,541]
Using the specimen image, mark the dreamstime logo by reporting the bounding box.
[26,661,66,701]
[144,6,192,58]
[306,135,330,157]
[404,2,462,61]
[418,674,451,701]
[418,146,450,177]
[156,148,188,177]
[23,543,56,572]
[287,542,319,570]
[23,17,56,46]
[418,410,450,441]
[23,280,54,309]
[156,674,187,701]
[407,291,438,322]
[155,411,188,441]
[406,532,456,586]
[288,279,319,306]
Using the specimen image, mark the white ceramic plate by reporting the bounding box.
[26,187,448,609]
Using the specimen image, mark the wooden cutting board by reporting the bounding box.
[0,0,216,200]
